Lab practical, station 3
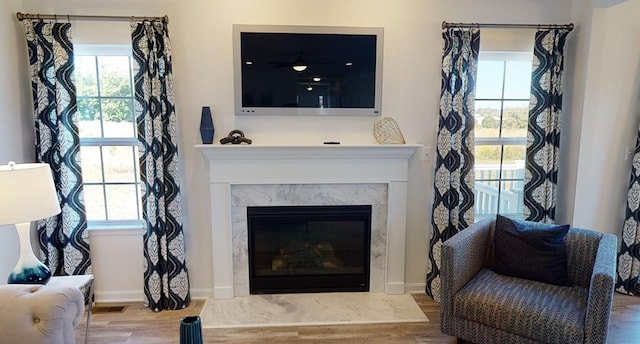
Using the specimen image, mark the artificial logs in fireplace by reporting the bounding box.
[247,205,372,294]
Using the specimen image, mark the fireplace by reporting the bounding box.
[197,144,420,299]
[247,205,372,294]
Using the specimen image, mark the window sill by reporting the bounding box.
[475,214,524,222]
[87,221,144,236]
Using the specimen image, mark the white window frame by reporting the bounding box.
[75,44,143,230]
[474,51,531,221]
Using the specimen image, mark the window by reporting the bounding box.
[474,51,532,220]
[74,45,142,226]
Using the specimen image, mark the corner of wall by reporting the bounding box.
[0,0,35,280]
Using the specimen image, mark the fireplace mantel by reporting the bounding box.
[197,143,421,299]
[196,144,421,160]
[196,144,421,183]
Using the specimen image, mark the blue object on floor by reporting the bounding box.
[179,315,203,344]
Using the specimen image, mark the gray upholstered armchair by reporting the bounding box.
[440,217,617,344]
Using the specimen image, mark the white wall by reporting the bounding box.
[0,0,34,282]
[13,0,574,298]
[572,0,640,234]
[89,230,144,301]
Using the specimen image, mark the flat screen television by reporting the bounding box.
[233,25,384,116]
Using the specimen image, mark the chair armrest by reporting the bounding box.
[440,218,493,335]
[584,232,617,344]
[0,284,85,344]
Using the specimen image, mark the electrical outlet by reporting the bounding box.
[626,146,635,161]
[420,146,433,162]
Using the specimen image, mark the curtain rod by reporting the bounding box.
[16,12,168,24]
[442,21,573,31]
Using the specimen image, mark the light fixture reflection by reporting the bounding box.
[306,85,313,91]
[345,61,353,67]
[293,64,307,72]
[312,77,321,82]
[292,54,308,72]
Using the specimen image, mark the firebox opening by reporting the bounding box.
[247,205,372,294]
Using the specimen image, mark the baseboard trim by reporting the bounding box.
[405,282,427,293]
[190,288,213,299]
[94,290,144,303]
[95,286,424,303]
[94,288,213,303]
[385,282,406,294]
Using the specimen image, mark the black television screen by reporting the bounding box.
[233,25,383,116]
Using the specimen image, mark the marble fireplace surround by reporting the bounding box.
[197,144,421,300]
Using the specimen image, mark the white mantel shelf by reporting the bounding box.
[196,144,422,185]
[196,143,421,299]
[195,144,422,160]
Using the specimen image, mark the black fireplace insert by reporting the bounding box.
[247,205,372,294]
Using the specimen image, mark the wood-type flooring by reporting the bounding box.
[76,292,640,344]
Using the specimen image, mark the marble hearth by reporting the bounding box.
[197,144,420,299]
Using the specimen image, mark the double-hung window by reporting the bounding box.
[474,51,532,220]
[74,45,142,228]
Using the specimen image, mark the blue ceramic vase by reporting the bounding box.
[179,315,203,344]
[199,106,215,144]
[7,223,51,284]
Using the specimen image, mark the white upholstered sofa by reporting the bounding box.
[0,284,84,344]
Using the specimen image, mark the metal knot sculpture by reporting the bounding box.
[219,130,252,145]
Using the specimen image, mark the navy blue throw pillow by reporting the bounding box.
[493,215,570,286]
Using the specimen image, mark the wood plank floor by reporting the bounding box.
[77,293,640,343]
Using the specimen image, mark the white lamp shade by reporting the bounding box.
[0,162,61,225]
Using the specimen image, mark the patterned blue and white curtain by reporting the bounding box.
[617,124,640,295]
[523,28,571,223]
[131,20,190,311]
[426,27,479,302]
[22,21,91,276]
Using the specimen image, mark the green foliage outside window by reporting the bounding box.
[475,106,528,164]
[475,145,526,164]
[481,115,499,129]
[476,107,529,130]
[76,56,133,123]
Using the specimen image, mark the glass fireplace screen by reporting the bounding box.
[247,205,372,294]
